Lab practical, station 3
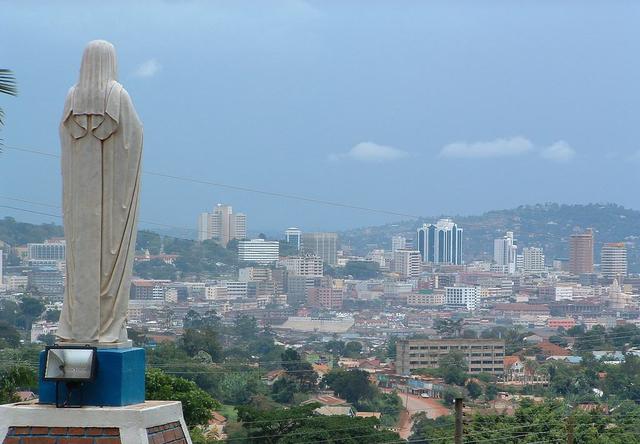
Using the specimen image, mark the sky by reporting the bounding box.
[1,0,640,235]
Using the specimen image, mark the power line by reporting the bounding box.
[2,145,421,219]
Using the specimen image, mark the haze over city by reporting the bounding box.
[2,0,640,232]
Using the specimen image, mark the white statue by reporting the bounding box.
[57,40,143,344]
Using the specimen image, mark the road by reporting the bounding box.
[383,389,451,439]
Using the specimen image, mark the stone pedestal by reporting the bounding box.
[39,348,145,407]
[0,400,192,444]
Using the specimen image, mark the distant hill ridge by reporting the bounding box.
[2,203,639,271]
[339,203,640,272]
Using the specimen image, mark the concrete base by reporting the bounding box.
[56,340,134,349]
[0,400,192,444]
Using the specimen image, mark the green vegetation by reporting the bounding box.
[145,368,220,427]
[411,398,640,443]
[235,403,399,444]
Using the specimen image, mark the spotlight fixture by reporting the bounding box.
[44,345,97,382]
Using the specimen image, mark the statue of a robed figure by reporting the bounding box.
[57,40,143,344]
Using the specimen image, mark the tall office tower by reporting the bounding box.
[393,249,421,278]
[238,239,280,264]
[0,249,3,287]
[285,227,302,250]
[197,204,247,246]
[569,228,594,275]
[232,212,247,240]
[601,242,627,279]
[197,212,209,241]
[522,247,545,273]
[391,235,407,253]
[301,232,338,266]
[416,218,463,265]
[493,231,517,274]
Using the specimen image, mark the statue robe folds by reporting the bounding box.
[57,81,143,343]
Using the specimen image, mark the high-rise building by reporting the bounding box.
[601,242,627,279]
[285,227,302,251]
[391,235,407,253]
[522,247,545,273]
[301,232,338,266]
[393,249,421,278]
[569,228,594,275]
[238,239,280,264]
[197,204,247,246]
[416,218,463,265]
[493,231,517,274]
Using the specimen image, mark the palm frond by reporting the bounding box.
[0,69,18,96]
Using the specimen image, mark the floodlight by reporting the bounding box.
[44,346,97,382]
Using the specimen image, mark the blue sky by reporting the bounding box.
[1,0,640,235]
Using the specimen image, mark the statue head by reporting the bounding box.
[78,40,118,89]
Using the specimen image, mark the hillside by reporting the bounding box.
[2,203,640,272]
[339,203,640,272]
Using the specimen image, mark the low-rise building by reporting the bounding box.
[396,338,505,375]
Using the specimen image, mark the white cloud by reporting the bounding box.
[540,140,576,162]
[133,59,161,78]
[329,142,408,163]
[439,136,534,159]
[439,136,577,162]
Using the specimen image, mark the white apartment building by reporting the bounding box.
[493,232,517,274]
[278,255,323,277]
[393,249,421,278]
[601,243,627,279]
[198,204,247,246]
[522,247,545,273]
[222,281,248,299]
[445,286,480,310]
[27,240,66,262]
[391,235,407,253]
[238,239,280,264]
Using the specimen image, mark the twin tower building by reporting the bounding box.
[416,218,464,265]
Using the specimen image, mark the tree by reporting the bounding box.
[281,349,317,392]
[466,381,482,399]
[237,403,399,444]
[343,341,362,358]
[145,369,219,427]
[462,329,478,339]
[342,261,380,280]
[271,377,297,404]
[234,314,258,340]
[44,309,60,322]
[0,365,36,404]
[0,69,17,150]
[325,339,345,356]
[180,327,222,362]
[386,336,398,359]
[0,321,20,348]
[323,369,375,404]
[19,297,44,329]
[439,352,468,386]
[434,318,464,338]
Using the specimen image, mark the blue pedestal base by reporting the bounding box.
[38,347,145,407]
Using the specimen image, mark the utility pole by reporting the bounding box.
[566,413,575,444]
[454,397,464,444]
